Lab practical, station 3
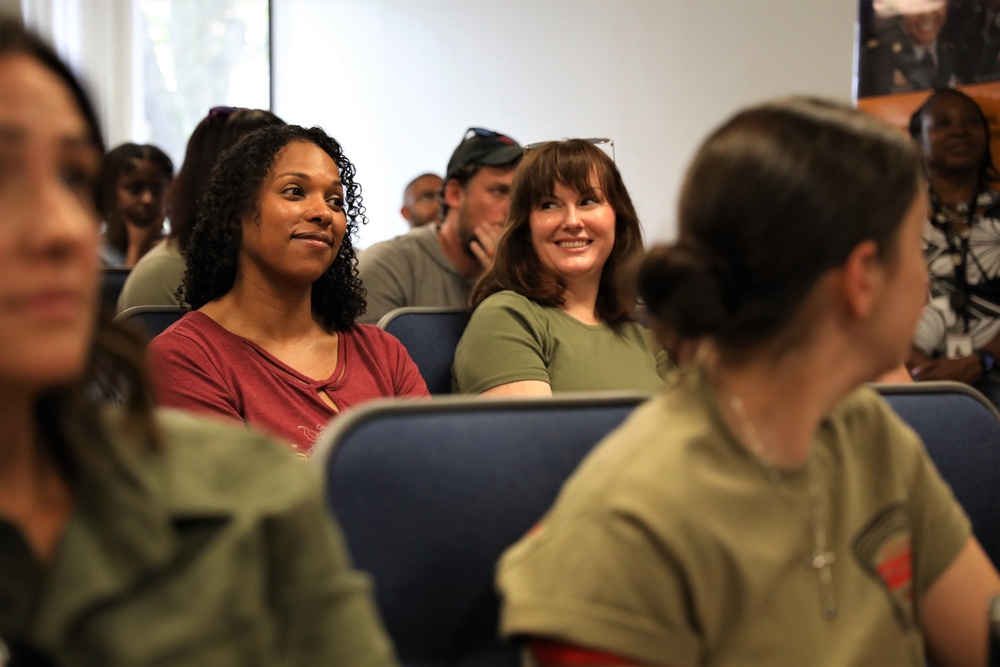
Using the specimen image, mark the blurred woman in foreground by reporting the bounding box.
[0,16,395,665]
[497,98,1000,666]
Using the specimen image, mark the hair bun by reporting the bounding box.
[638,242,731,338]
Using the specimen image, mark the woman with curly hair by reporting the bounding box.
[117,106,284,310]
[453,139,670,395]
[0,18,395,664]
[149,124,428,455]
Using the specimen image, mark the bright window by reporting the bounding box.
[133,0,271,165]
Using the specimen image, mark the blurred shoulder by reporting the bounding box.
[153,408,321,511]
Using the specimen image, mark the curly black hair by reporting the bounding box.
[182,125,368,331]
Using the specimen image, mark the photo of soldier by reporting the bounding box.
[858,0,961,98]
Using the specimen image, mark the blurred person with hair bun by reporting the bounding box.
[496,97,1000,666]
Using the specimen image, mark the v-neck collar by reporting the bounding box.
[189,311,347,390]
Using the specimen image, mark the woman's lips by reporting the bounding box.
[292,232,334,247]
[5,289,88,322]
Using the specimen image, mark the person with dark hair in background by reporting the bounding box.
[400,172,443,228]
[0,16,396,665]
[907,88,1000,408]
[496,98,1000,665]
[357,127,522,324]
[97,142,173,267]
[454,139,669,396]
[149,124,428,455]
[116,106,285,312]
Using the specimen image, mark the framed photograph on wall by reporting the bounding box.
[855,0,1000,167]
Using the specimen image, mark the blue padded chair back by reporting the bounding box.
[112,305,185,342]
[877,381,1000,568]
[377,307,471,395]
[312,393,648,667]
[100,268,130,316]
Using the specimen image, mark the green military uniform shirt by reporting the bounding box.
[0,409,396,666]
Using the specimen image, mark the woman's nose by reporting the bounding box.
[562,206,583,229]
[308,199,333,226]
[33,180,96,255]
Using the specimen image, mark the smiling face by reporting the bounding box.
[115,157,169,229]
[902,3,946,46]
[0,53,102,396]
[917,91,989,177]
[529,170,616,290]
[237,140,347,291]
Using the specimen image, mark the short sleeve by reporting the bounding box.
[373,327,430,398]
[497,508,701,667]
[453,293,550,394]
[148,322,244,424]
[891,413,973,595]
[116,253,185,312]
[357,245,408,326]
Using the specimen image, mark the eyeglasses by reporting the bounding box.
[207,105,239,121]
[523,137,615,163]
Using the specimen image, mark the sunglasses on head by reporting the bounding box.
[463,127,517,144]
[207,106,240,121]
[523,137,616,163]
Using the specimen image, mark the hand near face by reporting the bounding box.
[469,222,502,269]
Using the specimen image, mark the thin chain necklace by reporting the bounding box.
[728,393,838,621]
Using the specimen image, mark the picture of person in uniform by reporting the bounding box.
[858,0,961,97]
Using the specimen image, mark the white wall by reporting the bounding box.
[273,0,858,248]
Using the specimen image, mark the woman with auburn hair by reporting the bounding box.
[453,139,670,395]
[149,124,428,455]
[496,98,1000,666]
[0,17,395,665]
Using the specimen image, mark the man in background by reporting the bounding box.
[400,172,443,228]
[358,127,522,324]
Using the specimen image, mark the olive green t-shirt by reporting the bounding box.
[0,409,396,667]
[454,291,671,394]
[497,369,971,666]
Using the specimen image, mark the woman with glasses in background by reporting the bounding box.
[116,106,285,312]
[453,139,670,395]
[0,17,395,665]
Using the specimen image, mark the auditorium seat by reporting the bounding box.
[878,381,1000,568]
[377,307,470,395]
[113,305,185,341]
[313,392,647,666]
